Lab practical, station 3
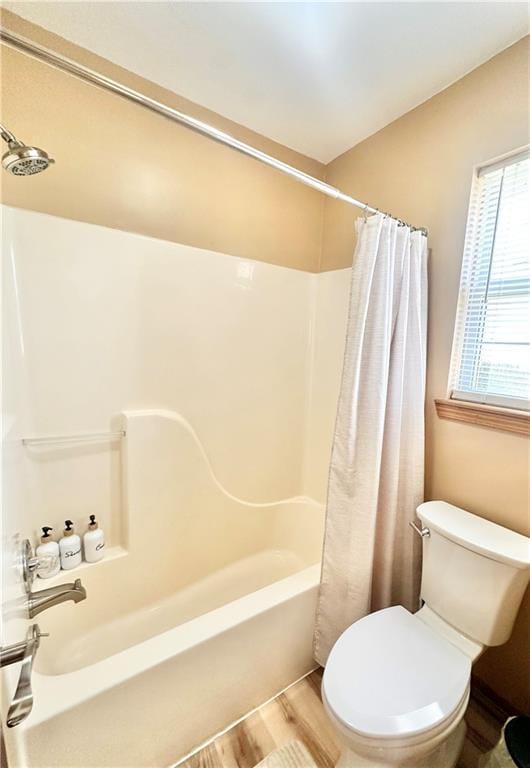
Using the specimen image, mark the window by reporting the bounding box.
[449,149,530,412]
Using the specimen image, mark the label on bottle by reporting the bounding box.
[64,548,81,558]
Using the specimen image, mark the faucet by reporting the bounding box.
[27,578,86,618]
[0,624,48,727]
[19,539,87,618]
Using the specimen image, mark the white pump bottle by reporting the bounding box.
[59,520,82,570]
[83,515,105,563]
[36,526,60,578]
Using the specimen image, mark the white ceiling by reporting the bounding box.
[4,2,529,162]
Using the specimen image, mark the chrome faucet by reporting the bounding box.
[0,624,48,727]
[27,578,86,618]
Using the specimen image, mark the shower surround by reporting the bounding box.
[1,206,350,766]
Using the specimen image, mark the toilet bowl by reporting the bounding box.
[321,501,530,768]
[322,606,471,767]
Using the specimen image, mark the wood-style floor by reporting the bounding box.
[179,670,509,768]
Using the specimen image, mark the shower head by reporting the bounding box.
[1,124,54,176]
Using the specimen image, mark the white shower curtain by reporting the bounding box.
[313,213,428,666]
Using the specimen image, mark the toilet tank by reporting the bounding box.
[417,501,530,647]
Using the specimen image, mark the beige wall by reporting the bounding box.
[322,36,530,711]
[0,10,325,272]
[2,7,529,711]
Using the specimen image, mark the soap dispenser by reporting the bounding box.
[83,515,105,563]
[35,526,60,578]
[59,520,82,570]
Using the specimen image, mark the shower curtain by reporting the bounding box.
[313,213,428,665]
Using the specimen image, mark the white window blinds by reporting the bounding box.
[449,149,530,411]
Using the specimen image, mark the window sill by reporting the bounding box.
[434,398,530,436]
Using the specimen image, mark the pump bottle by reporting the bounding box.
[83,515,105,563]
[59,520,82,570]
[36,526,60,578]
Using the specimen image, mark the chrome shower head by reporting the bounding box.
[2,144,54,176]
[1,124,54,176]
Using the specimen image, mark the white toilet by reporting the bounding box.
[322,500,530,768]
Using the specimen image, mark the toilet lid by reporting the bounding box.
[322,606,471,739]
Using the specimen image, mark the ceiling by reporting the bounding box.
[4,2,529,163]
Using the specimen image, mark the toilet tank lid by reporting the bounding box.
[417,501,530,569]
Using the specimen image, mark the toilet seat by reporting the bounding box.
[322,606,471,741]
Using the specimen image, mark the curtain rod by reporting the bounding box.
[1,28,427,235]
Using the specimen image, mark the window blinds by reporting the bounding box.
[450,150,530,411]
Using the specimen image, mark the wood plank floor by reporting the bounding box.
[179,670,509,768]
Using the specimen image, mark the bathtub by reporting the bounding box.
[2,411,324,768]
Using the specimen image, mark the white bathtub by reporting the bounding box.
[2,411,324,767]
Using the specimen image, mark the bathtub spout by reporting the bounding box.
[27,578,87,618]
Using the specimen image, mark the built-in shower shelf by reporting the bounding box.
[39,546,128,585]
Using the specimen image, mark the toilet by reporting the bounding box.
[322,500,530,768]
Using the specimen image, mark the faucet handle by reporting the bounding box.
[4,624,48,728]
[21,539,38,593]
[26,555,40,574]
